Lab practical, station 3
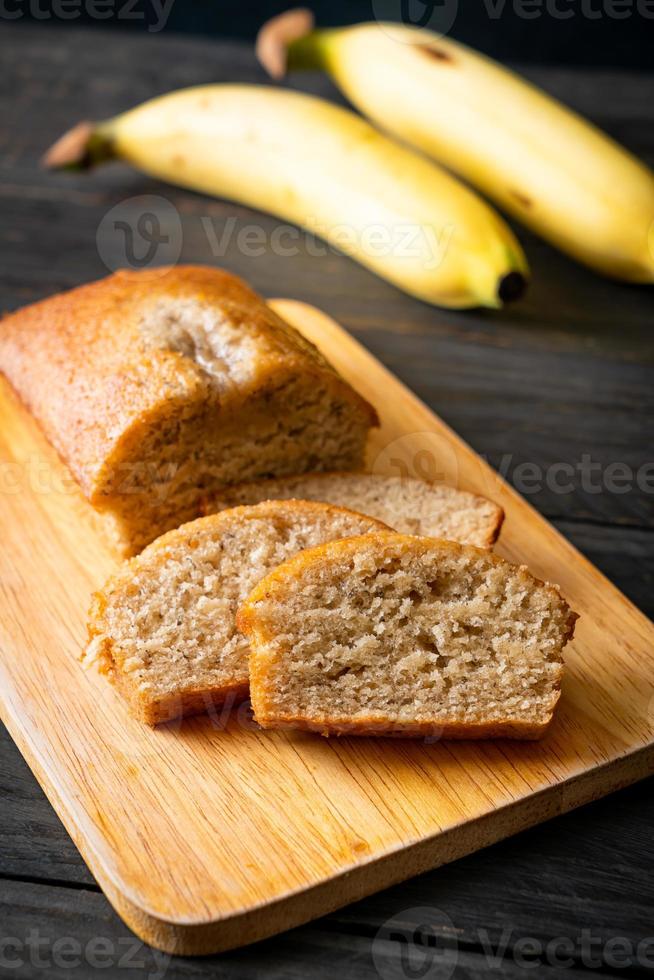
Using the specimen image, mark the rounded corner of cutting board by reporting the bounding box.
[98,859,360,957]
[103,894,235,957]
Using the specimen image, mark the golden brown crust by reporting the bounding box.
[253,712,554,740]
[485,506,504,547]
[123,678,250,727]
[0,266,377,552]
[119,499,390,572]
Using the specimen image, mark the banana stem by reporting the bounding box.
[256,8,334,78]
[286,29,336,72]
[41,121,115,171]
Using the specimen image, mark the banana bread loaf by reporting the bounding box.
[0,266,377,555]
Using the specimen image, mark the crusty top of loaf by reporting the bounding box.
[0,266,377,498]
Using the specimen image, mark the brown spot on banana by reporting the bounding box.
[509,189,533,208]
[414,44,455,64]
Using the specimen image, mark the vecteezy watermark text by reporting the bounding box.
[95,195,654,277]
[0,930,169,977]
[478,927,654,971]
[372,908,654,977]
[372,0,654,32]
[2,451,652,500]
[0,0,174,31]
[372,436,654,500]
[202,215,453,270]
[95,195,455,275]
[488,452,653,496]
[481,0,654,19]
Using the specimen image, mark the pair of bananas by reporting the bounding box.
[45,9,654,309]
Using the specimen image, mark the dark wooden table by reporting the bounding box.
[1,22,653,979]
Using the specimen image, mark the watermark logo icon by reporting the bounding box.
[372,906,458,980]
[115,212,168,268]
[0,0,174,31]
[371,431,462,492]
[0,929,169,977]
[96,194,182,277]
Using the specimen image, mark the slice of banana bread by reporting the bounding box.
[239,533,577,740]
[86,500,389,724]
[0,266,377,555]
[210,472,503,548]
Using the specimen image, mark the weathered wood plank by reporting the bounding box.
[552,521,653,618]
[0,722,97,887]
[2,873,651,978]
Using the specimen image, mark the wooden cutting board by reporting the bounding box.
[1,298,653,956]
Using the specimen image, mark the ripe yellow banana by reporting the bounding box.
[44,84,528,309]
[258,11,654,283]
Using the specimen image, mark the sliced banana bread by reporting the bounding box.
[86,500,389,724]
[239,533,577,739]
[0,266,377,555]
[210,472,503,548]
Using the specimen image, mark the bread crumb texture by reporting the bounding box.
[86,500,388,724]
[211,472,504,548]
[240,534,577,740]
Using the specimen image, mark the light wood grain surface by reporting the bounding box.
[0,298,652,956]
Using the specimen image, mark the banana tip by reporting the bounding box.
[256,7,315,79]
[498,271,527,304]
[42,121,95,170]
